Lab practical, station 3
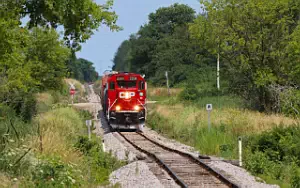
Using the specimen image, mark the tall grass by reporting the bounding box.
[147,95,300,186]
[0,105,123,187]
[31,107,84,164]
[148,104,299,158]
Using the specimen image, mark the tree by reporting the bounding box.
[113,4,201,86]
[112,40,132,72]
[22,0,121,50]
[190,0,300,112]
[27,28,70,90]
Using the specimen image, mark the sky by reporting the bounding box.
[76,0,201,75]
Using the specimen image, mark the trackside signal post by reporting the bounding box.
[206,104,213,131]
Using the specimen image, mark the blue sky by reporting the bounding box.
[76,0,201,75]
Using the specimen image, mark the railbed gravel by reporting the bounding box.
[103,133,137,162]
[109,161,164,188]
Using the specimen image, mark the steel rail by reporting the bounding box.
[117,132,188,188]
[137,132,239,188]
[118,131,239,188]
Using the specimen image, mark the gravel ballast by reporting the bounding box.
[109,161,164,188]
[103,133,137,162]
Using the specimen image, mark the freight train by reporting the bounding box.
[100,71,147,131]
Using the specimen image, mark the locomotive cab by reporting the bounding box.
[101,72,147,131]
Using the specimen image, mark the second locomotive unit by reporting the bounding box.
[101,71,147,131]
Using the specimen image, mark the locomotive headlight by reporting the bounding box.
[116,105,121,111]
[134,105,140,111]
[139,92,143,96]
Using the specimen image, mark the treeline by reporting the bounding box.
[0,0,117,120]
[68,55,99,83]
[113,2,300,115]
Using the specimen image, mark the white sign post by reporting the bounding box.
[238,136,242,167]
[206,104,213,131]
[86,120,92,141]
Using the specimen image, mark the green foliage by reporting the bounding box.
[112,40,132,72]
[245,151,275,175]
[0,146,35,177]
[67,56,99,83]
[280,89,300,117]
[0,113,36,151]
[1,0,115,119]
[243,125,300,186]
[74,135,126,185]
[247,125,300,164]
[147,111,238,158]
[78,109,94,120]
[179,84,200,101]
[290,163,300,188]
[112,4,211,86]
[23,0,120,50]
[190,0,300,112]
[32,156,83,187]
[27,28,70,91]
[74,136,97,155]
[0,17,69,119]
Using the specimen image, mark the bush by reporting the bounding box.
[74,135,125,185]
[247,125,300,164]
[74,136,97,154]
[32,156,83,187]
[280,89,300,117]
[7,91,37,121]
[0,104,15,119]
[245,151,272,174]
[0,146,35,177]
[290,163,300,188]
[0,115,35,151]
[179,84,200,101]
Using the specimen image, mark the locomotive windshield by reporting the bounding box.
[117,81,137,88]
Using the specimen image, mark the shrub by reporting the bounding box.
[245,151,272,174]
[0,146,35,177]
[0,104,15,119]
[248,125,300,164]
[74,136,97,154]
[7,91,37,121]
[74,135,125,185]
[32,156,83,187]
[280,89,300,117]
[179,84,200,101]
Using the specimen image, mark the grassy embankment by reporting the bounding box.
[147,87,300,187]
[0,80,123,187]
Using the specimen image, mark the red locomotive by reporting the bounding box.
[100,71,147,131]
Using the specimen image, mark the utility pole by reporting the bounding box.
[165,71,170,96]
[217,53,220,91]
[217,35,221,109]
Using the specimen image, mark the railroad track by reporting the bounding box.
[118,132,239,188]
